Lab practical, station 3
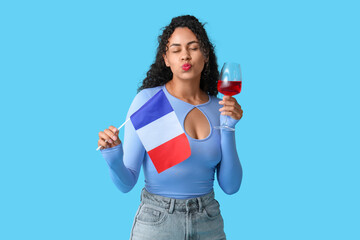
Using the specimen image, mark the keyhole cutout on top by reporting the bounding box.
[184,107,210,140]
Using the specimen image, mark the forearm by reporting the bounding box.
[101,144,137,193]
[217,117,243,194]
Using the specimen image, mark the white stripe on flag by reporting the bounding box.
[135,111,184,151]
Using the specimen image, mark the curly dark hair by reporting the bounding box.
[137,15,219,96]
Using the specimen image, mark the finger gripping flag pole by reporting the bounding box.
[96,118,130,151]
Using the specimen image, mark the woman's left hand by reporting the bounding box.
[219,96,243,120]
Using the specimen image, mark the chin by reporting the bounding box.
[181,70,202,79]
[179,74,201,81]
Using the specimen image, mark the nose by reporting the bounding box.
[181,49,191,61]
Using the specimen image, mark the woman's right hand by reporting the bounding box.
[98,125,121,150]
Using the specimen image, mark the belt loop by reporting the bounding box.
[168,199,175,214]
[197,197,203,213]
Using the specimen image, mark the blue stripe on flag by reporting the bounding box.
[130,89,174,130]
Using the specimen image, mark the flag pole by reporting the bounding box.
[96,118,130,151]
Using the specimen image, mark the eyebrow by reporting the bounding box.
[169,41,199,48]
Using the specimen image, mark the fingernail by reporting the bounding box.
[112,135,117,141]
[108,139,113,144]
[219,101,223,104]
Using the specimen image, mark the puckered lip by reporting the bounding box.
[182,63,192,71]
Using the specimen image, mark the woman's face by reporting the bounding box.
[163,27,207,82]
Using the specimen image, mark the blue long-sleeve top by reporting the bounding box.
[100,85,243,199]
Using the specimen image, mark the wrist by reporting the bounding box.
[220,115,239,128]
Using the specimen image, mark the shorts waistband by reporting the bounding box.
[140,188,215,214]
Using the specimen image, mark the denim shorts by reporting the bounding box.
[129,188,226,240]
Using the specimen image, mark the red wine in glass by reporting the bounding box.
[214,62,242,131]
[217,80,242,96]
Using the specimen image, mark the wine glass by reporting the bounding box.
[214,62,242,131]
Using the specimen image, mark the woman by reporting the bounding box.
[98,15,243,240]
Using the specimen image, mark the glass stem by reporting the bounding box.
[224,114,228,126]
[223,95,229,126]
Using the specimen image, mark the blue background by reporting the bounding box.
[1,0,359,239]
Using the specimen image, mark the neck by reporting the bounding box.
[165,78,208,105]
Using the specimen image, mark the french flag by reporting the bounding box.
[130,89,191,173]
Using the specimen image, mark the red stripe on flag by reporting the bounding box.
[148,133,191,173]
